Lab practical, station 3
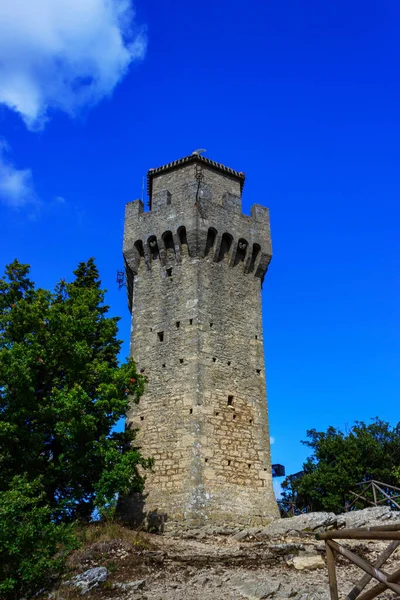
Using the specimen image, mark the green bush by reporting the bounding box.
[0,476,78,598]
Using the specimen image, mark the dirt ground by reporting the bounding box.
[56,525,400,600]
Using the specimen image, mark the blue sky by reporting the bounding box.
[0,0,399,483]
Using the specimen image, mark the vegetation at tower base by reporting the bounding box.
[0,258,150,597]
[0,476,79,597]
[279,418,400,515]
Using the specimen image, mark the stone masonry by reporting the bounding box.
[122,154,279,528]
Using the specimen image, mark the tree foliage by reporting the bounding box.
[0,476,78,597]
[0,258,150,520]
[280,418,400,515]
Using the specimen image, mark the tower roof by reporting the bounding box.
[147,154,246,200]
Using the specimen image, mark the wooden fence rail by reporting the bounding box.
[346,480,400,511]
[316,524,400,600]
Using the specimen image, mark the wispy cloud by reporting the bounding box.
[0,0,146,130]
[0,140,37,208]
[270,436,275,445]
[273,480,283,500]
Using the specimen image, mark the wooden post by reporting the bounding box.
[327,540,400,595]
[325,541,339,600]
[346,540,400,600]
[356,567,400,600]
[372,482,377,506]
[317,530,400,541]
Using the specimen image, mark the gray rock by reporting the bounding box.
[231,575,280,599]
[286,555,325,570]
[263,512,336,536]
[233,530,249,541]
[113,579,146,592]
[64,567,108,594]
[336,507,400,529]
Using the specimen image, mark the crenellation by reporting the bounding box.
[121,154,279,528]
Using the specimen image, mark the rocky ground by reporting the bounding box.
[55,507,400,600]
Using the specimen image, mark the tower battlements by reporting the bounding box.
[124,155,272,311]
[122,154,279,529]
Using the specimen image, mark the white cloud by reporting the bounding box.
[0,140,37,208]
[0,0,146,130]
[270,436,275,445]
[273,480,283,500]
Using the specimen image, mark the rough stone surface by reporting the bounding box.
[287,555,325,571]
[122,156,279,528]
[336,506,400,529]
[57,513,400,600]
[64,566,108,594]
[262,513,337,536]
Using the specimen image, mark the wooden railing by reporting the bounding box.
[346,480,400,511]
[316,524,400,600]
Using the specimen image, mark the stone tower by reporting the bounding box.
[122,154,279,528]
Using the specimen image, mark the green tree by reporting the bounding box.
[281,419,400,514]
[0,476,78,598]
[0,258,150,522]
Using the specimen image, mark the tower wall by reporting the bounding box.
[122,158,279,528]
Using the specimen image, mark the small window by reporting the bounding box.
[255,335,258,340]
[140,416,144,421]
[227,395,233,406]
[166,268,172,277]
[212,357,216,363]
[176,321,180,328]
[205,458,208,463]
[215,411,219,416]
[180,358,184,364]
[210,322,213,328]
[189,318,193,325]
[256,369,261,375]
[189,408,193,414]
[249,419,253,424]
[228,460,231,466]
[248,463,251,469]
[233,414,236,420]
[227,361,231,366]
[162,363,166,368]
[158,331,164,342]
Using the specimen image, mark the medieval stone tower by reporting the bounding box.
[123,153,279,528]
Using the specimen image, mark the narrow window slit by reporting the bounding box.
[215,411,220,416]
[210,322,213,328]
[166,267,173,277]
[205,458,208,463]
[248,463,251,469]
[249,419,253,424]
[233,414,236,420]
[212,357,216,363]
[255,335,258,339]
[176,321,180,328]
[158,331,164,342]
[189,408,193,414]
[227,395,233,406]
[189,318,193,325]
[162,363,166,368]
[140,416,144,421]
[227,361,231,366]
[180,358,184,364]
[228,460,231,466]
